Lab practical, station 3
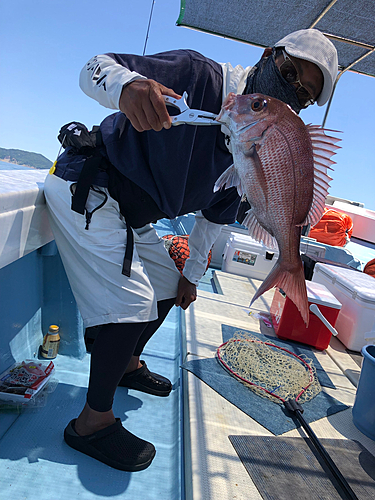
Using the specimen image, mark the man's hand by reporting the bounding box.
[175,275,197,310]
[119,79,181,132]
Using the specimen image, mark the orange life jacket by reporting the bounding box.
[308,208,353,247]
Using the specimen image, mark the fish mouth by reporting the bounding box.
[234,119,260,134]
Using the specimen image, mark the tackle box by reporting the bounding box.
[270,281,342,350]
[312,263,375,351]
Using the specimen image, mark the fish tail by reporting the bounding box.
[250,260,309,326]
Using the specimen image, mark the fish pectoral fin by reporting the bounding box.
[242,209,278,250]
[244,143,269,207]
[213,164,243,195]
[242,141,262,157]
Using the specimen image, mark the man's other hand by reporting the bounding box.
[175,275,197,310]
[119,79,181,132]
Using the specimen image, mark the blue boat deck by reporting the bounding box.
[0,218,188,500]
[1,166,375,500]
[0,351,176,499]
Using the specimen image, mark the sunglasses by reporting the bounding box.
[278,50,315,108]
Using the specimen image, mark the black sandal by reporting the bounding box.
[118,361,172,397]
[64,418,155,471]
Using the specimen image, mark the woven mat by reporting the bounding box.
[229,435,375,499]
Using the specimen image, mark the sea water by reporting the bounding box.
[0,159,39,170]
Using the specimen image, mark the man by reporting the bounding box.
[44,29,338,471]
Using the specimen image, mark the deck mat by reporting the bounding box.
[182,325,347,435]
[229,435,375,500]
[182,357,348,435]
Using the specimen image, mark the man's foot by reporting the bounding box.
[74,403,116,436]
[64,418,156,471]
[118,360,172,397]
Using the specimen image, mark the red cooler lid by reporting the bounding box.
[306,281,342,309]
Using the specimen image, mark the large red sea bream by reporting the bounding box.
[214,93,341,325]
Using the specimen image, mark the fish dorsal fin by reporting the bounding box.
[299,125,342,227]
[242,209,278,250]
[213,164,245,196]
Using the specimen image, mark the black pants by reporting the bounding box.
[86,298,175,412]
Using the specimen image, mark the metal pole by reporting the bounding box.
[143,0,156,56]
[322,47,374,127]
[322,74,340,128]
[295,409,359,500]
[308,0,339,29]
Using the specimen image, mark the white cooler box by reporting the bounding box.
[211,224,249,268]
[221,232,327,281]
[222,233,279,280]
[312,263,375,351]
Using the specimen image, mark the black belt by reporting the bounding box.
[63,126,134,277]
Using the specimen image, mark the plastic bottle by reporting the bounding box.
[41,325,60,359]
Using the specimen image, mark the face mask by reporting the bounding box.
[243,54,303,114]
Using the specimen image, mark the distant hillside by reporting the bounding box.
[0,147,52,169]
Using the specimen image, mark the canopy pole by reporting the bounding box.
[322,74,340,128]
[322,47,375,127]
[309,0,338,29]
[143,0,156,56]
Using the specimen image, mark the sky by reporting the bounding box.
[0,0,374,210]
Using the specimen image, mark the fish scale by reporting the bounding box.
[214,93,341,325]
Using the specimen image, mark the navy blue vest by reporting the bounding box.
[55,50,240,225]
[100,49,239,224]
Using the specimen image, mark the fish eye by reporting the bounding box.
[251,99,266,112]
